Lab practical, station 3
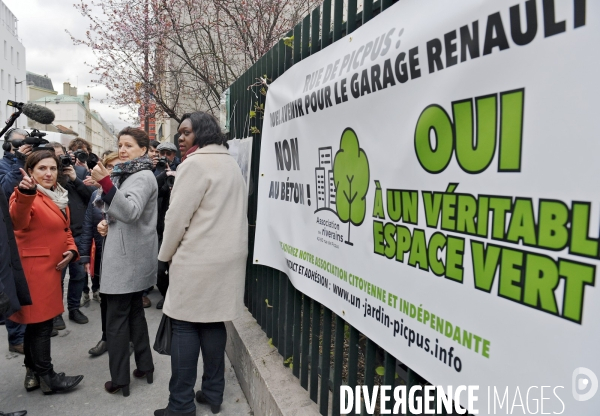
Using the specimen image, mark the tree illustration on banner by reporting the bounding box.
[333,128,370,246]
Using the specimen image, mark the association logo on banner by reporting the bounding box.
[314,128,370,247]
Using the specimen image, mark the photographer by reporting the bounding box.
[0,128,32,200]
[67,137,93,171]
[156,142,180,171]
[47,141,93,328]
[153,142,179,309]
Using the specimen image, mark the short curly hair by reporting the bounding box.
[68,137,92,153]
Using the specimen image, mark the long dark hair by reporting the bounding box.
[179,112,228,149]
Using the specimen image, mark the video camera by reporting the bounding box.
[11,129,49,149]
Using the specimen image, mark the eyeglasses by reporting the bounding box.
[159,150,174,156]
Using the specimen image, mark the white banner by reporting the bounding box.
[254,1,600,413]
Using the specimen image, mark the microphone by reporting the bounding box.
[7,100,55,125]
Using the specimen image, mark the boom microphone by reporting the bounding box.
[7,100,55,125]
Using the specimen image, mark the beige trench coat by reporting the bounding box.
[158,144,248,322]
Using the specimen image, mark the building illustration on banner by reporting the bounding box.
[315,147,336,211]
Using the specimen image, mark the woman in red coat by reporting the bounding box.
[9,150,84,395]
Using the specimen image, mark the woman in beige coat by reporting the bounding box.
[155,112,248,416]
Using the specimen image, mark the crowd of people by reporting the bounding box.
[0,112,248,416]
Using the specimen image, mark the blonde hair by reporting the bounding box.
[103,152,119,166]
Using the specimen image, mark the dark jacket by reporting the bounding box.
[62,165,93,237]
[79,189,104,263]
[0,191,31,317]
[169,157,180,171]
[0,152,25,200]
[154,161,178,240]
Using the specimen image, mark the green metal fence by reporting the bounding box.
[227,1,466,414]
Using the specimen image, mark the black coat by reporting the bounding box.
[0,191,31,317]
[79,189,104,263]
[62,165,93,237]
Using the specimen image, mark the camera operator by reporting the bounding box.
[152,142,179,309]
[0,128,32,200]
[157,142,180,171]
[0,128,31,356]
[47,141,94,328]
[67,137,93,171]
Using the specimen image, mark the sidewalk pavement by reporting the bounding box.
[0,287,252,416]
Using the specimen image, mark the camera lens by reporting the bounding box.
[87,153,99,170]
[60,155,72,167]
[76,151,89,163]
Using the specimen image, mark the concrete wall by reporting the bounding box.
[225,308,321,416]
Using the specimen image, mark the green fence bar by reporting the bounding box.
[319,308,332,414]
[293,22,301,66]
[331,315,345,416]
[407,368,418,416]
[311,6,321,55]
[333,0,343,41]
[271,268,279,348]
[293,288,302,378]
[322,0,332,49]
[361,338,376,416]
[381,0,394,11]
[347,325,359,389]
[302,13,310,60]
[383,351,397,413]
[363,0,374,23]
[266,268,273,338]
[347,0,358,35]
[278,272,287,356]
[300,294,311,389]
[309,301,321,402]
[285,276,295,363]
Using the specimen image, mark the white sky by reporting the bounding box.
[5,0,133,130]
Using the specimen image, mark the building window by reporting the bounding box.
[3,41,5,59]
[16,51,18,69]
[7,74,10,93]
[1,70,4,90]
[10,46,13,64]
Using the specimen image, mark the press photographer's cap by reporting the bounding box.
[157,142,177,152]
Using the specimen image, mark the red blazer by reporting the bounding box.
[8,188,79,324]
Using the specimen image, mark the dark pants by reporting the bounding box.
[168,320,227,413]
[83,249,102,294]
[24,319,54,376]
[105,291,154,385]
[6,318,26,346]
[61,236,86,311]
[100,291,107,341]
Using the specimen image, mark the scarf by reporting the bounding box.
[110,156,153,187]
[93,156,152,224]
[181,145,199,162]
[36,183,69,213]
